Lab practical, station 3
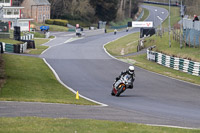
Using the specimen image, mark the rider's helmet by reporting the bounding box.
[128,66,134,74]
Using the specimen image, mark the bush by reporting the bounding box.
[45,19,68,27]
[45,19,54,25]
[68,20,91,27]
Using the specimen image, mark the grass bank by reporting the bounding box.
[145,33,200,62]
[104,32,140,56]
[0,54,95,105]
[0,117,199,133]
[32,22,69,32]
[140,8,150,21]
[0,38,23,45]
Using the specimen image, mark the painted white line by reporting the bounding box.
[40,36,108,107]
[64,37,84,43]
[41,37,82,55]
[0,101,103,108]
[146,124,198,130]
[43,58,108,107]
[63,33,75,37]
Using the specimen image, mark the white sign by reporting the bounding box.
[132,21,153,28]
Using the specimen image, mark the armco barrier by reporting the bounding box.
[147,48,200,76]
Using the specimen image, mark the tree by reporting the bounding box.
[90,0,119,22]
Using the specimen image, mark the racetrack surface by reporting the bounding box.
[1,5,200,128]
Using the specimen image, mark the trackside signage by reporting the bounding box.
[132,21,153,28]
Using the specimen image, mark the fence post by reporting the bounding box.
[184,34,186,48]
[189,36,190,48]
[194,36,196,48]
[199,36,200,48]
[176,28,177,41]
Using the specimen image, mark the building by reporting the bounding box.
[0,0,33,31]
[21,0,51,23]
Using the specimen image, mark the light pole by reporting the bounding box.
[154,9,157,27]
[180,0,183,49]
[157,16,163,37]
[43,15,45,24]
[169,0,171,47]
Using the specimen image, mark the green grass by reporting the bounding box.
[31,31,45,38]
[0,54,95,105]
[140,8,150,21]
[0,117,199,133]
[27,39,49,55]
[48,24,69,32]
[104,32,140,56]
[32,22,69,32]
[0,38,23,45]
[120,54,200,85]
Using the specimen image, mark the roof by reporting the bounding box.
[3,6,24,9]
[33,0,51,5]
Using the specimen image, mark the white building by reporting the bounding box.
[0,0,33,31]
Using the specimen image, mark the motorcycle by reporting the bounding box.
[111,74,134,97]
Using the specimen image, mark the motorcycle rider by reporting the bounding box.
[115,66,135,89]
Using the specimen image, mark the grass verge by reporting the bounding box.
[0,55,5,89]
[0,38,23,45]
[32,22,69,32]
[145,34,200,62]
[0,117,199,133]
[140,8,150,21]
[0,54,95,105]
[104,32,140,56]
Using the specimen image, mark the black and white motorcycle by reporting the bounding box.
[111,74,134,97]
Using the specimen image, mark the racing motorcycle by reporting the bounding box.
[111,74,134,97]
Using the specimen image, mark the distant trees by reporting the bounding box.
[49,0,94,22]
[48,0,139,23]
[182,0,200,16]
[116,0,139,21]
[90,0,119,22]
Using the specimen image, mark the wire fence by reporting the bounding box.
[182,18,200,47]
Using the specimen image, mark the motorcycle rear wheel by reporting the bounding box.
[116,87,123,97]
[111,90,115,96]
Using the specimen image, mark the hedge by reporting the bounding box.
[45,19,68,26]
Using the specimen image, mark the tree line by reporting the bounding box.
[48,0,139,23]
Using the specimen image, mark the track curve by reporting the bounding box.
[1,5,200,128]
[40,5,200,128]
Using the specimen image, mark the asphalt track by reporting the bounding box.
[1,5,200,128]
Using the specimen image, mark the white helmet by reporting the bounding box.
[129,66,134,74]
